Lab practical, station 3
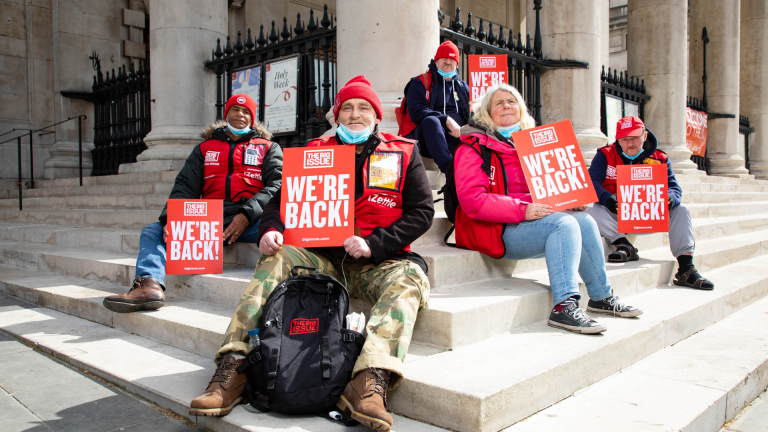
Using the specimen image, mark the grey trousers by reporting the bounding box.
[587,203,695,257]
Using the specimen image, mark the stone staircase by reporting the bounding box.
[1,170,768,432]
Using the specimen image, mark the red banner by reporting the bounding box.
[281,145,355,247]
[467,54,508,104]
[685,107,708,157]
[617,164,669,233]
[166,199,224,275]
[511,120,598,211]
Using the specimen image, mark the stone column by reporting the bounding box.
[120,0,227,174]
[740,0,768,179]
[336,0,440,134]
[688,0,749,176]
[538,0,608,165]
[627,0,697,172]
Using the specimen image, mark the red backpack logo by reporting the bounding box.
[396,71,432,137]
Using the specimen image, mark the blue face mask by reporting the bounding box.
[497,122,521,138]
[336,123,373,144]
[437,68,457,79]
[227,122,251,136]
[621,149,643,161]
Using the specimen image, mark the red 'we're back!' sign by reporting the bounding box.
[510,120,598,211]
[166,199,224,275]
[281,145,355,247]
[617,164,669,233]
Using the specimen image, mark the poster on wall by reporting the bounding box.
[685,107,708,157]
[264,56,299,135]
[605,94,623,142]
[467,54,508,104]
[231,65,261,120]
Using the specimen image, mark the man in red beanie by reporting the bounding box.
[587,115,714,291]
[398,40,470,174]
[103,93,283,313]
[190,76,434,432]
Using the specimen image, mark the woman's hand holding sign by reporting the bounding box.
[343,236,372,259]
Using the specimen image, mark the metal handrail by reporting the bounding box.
[0,115,87,210]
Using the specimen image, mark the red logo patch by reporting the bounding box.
[290,318,319,335]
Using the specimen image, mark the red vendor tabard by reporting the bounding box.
[166,199,224,275]
[617,164,669,233]
[280,145,355,247]
[510,120,598,212]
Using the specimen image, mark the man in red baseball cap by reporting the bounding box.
[191,77,434,432]
[587,115,714,291]
[397,40,470,174]
[103,93,283,313]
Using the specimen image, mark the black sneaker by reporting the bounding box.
[587,293,643,318]
[548,300,607,334]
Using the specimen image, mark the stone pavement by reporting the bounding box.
[722,390,768,432]
[0,331,203,432]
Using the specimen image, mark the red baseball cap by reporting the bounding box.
[224,94,258,127]
[434,41,460,64]
[615,116,645,140]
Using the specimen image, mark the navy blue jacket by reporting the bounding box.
[405,60,471,130]
[589,128,683,209]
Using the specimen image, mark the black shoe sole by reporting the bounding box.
[586,306,643,318]
[103,299,163,313]
[547,319,607,334]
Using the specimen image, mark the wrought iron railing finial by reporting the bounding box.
[465,12,475,37]
[321,5,331,29]
[245,28,254,50]
[235,31,243,53]
[452,7,463,32]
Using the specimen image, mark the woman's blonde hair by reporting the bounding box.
[471,84,536,133]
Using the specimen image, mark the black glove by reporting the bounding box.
[605,194,618,214]
[668,196,674,208]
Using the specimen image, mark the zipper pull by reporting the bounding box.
[276,314,282,329]
[325,283,333,307]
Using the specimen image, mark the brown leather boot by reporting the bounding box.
[103,276,164,313]
[337,368,394,431]
[189,353,247,416]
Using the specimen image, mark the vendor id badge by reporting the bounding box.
[367,151,403,191]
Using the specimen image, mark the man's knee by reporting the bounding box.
[140,222,164,240]
[420,115,443,132]
[375,262,430,311]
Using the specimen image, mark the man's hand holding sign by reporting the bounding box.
[510,120,598,212]
[166,199,224,275]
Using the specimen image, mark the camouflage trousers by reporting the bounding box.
[216,245,430,389]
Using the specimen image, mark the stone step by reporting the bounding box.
[505,294,768,432]
[390,252,768,431]
[0,209,158,229]
[0,292,444,432]
[3,247,767,432]
[676,174,768,185]
[679,181,768,193]
[16,170,179,191]
[687,201,768,218]
[0,194,168,210]
[6,181,173,199]
[1,226,766,353]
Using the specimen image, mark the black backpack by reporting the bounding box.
[237,266,365,418]
[437,140,495,245]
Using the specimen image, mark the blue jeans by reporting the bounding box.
[502,211,612,306]
[135,220,261,286]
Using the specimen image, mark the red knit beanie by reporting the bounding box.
[224,94,258,127]
[434,41,460,63]
[332,75,383,123]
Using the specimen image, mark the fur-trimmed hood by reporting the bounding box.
[200,120,272,140]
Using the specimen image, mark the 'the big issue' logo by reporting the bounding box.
[184,202,208,216]
[479,56,497,68]
[303,149,334,169]
[621,120,633,130]
[631,166,653,181]
[530,126,559,147]
[205,151,219,162]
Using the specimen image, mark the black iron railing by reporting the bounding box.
[439,2,588,126]
[740,115,753,173]
[0,115,87,210]
[63,60,151,176]
[600,67,650,145]
[205,5,337,148]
